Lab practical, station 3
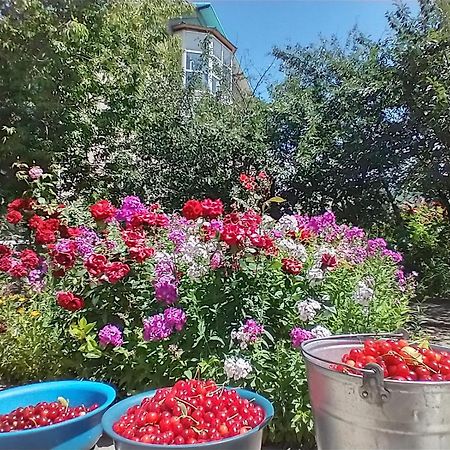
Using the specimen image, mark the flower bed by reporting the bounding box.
[0,167,413,444]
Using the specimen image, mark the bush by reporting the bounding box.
[393,200,450,299]
[0,168,412,444]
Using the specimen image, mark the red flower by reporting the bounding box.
[43,218,60,232]
[6,210,22,224]
[90,200,117,221]
[122,230,146,247]
[9,263,28,278]
[0,245,11,258]
[52,268,66,278]
[84,254,108,277]
[35,228,56,245]
[104,262,130,284]
[239,173,250,184]
[130,211,152,228]
[201,199,224,219]
[56,291,85,311]
[59,225,81,238]
[182,199,203,221]
[53,251,76,269]
[239,173,256,191]
[28,215,44,230]
[321,253,337,269]
[241,210,262,231]
[282,258,303,275]
[129,246,154,263]
[257,171,268,180]
[0,257,12,272]
[220,223,246,247]
[298,228,313,241]
[250,233,274,251]
[20,249,40,269]
[7,198,30,211]
[155,213,169,228]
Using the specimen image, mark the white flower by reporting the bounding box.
[261,214,276,228]
[278,239,308,262]
[354,278,375,306]
[307,267,324,284]
[231,330,249,349]
[311,325,331,339]
[297,299,322,322]
[276,215,298,233]
[186,263,208,280]
[224,356,253,380]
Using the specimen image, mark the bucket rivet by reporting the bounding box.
[361,391,368,398]
[381,394,388,401]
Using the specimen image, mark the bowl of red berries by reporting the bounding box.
[102,379,274,450]
[0,380,116,450]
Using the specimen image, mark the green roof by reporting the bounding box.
[192,2,227,38]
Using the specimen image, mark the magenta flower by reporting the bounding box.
[99,324,123,347]
[163,307,187,331]
[143,314,172,341]
[116,196,147,223]
[290,327,313,348]
[154,276,178,304]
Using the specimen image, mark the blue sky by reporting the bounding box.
[206,0,419,97]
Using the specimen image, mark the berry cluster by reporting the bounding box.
[0,399,99,432]
[335,338,450,381]
[113,379,265,445]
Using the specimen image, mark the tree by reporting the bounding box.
[270,0,450,227]
[1,0,270,208]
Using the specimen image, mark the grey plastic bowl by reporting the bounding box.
[102,387,274,450]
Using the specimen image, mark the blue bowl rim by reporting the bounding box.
[102,387,274,448]
[0,380,117,437]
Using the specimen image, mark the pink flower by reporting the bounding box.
[28,166,44,180]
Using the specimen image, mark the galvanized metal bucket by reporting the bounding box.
[301,331,450,450]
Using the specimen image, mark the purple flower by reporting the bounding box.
[367,238,387,255]
[143,314,172,341]
[382,249,403,263]
[344,226,366,241]
[27,268,46,291]
[116,196,148,223]
[28,166,44,180]
[155,256,176,278]
[99,324,123,347]
[154,276,178,304]
[290,327,313,348]
[164,307,187,331]
[75,227,99,258]
[209,219,223,233]
[168,229,186,247]
[307,211,336,235]
[54,239,74,253]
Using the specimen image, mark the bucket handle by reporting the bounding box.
[301,329,409,375]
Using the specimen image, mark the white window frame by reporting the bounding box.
[182,32,234,95]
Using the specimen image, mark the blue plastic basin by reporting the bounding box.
[102,388,274,450]
[0,380,116,450]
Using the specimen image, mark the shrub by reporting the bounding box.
[0,167,413,444]
[394,200,450,299]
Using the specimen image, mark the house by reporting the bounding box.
[169,1,252,100]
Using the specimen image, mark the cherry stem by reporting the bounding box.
[174,396,198,410]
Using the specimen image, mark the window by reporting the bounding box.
[182,33,233,97]
[186,52,203,71]
[211,76,220,94]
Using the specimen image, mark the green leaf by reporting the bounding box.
[265,196,286,204]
